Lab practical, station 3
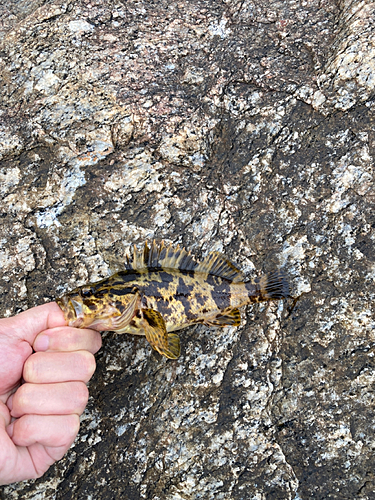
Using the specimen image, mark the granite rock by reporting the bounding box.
[1,0,375,499]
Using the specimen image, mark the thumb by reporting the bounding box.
[0,303,66,346]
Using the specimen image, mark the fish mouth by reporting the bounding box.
[56,295,85,328]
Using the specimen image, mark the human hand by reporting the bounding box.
[0,302,102,485]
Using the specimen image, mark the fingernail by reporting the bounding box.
[34,334,50,351]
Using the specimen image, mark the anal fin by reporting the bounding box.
[203,308,241,327]
[142,308,181,359]
[166,333,181,359]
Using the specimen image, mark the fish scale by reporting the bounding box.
[56,241,290,359]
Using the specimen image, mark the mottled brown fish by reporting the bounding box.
[56,241,290,359]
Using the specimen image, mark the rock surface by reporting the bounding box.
[1,0,375,498]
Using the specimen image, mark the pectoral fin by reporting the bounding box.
[110,290,141,333]
[141,308,181,359]
[203,308,241,327]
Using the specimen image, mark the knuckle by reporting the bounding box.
[14,414,32,439]
[94,332,103,353]
[79,351,96,380]
[74,382,89,412]
[66,414,80,440]
[23,354,40,382]
[85,351,96,374]
[13,384,30,413]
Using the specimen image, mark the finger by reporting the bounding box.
[0,383,19,406]
[0,404,28,486]
[0,412,79,484]
[8,413,80,449]
[0,302,66,346]
[0,401,10,427]
[10,382,89,418]
[23,351,96,384]
[33,326,102,354]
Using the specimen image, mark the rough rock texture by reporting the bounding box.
[1,0,375,498]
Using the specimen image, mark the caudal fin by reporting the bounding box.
[259,271,290,300]
[244,271,290,304]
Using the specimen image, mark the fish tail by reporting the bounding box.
[246,271,290,302]
[260,271,290,300]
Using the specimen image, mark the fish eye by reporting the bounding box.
[81,288,92,297]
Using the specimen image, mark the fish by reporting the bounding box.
[56,241,290,359]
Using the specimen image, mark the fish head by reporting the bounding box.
[56,282,139,331]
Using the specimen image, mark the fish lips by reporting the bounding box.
[56,295,85,328]
[56,294,116,331]
[69,299,85,327]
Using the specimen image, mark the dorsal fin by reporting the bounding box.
[125,241,198,272]
[125,242,244,282]
[195,251,244,283]
[157,241,198,271]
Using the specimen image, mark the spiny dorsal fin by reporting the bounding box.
[125,242,244,282]
[157,241,198,271]
[195,251,244,283]
[125,241,198,272]
[125,243,148,270]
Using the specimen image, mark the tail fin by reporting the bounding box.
[254,271,290,301]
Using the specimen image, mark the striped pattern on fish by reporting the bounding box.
[56,241,290,359]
